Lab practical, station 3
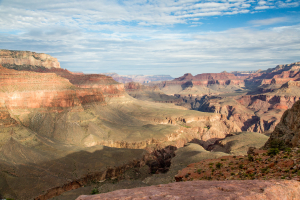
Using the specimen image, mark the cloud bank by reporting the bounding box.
[0,0,299,77]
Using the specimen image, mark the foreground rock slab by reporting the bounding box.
[77,180,300,200]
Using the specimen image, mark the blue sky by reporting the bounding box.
[0,0,299,77]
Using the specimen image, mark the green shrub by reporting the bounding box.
[91,188,99,195]
[248,154,254,162]
[267,148,279,156]
[270,139,286,150]
[261,167,268,173]
[239,164,244,169]
[285,147,291,152]
[216,162,222,169]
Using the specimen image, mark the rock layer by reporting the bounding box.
[76,180,300,200]
[0,65,105,109]
[0,49,60,69]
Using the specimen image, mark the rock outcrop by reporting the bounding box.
[77,180,300,200]
[0,49,60,69]
[264,99,300,148]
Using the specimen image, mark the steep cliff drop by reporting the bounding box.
[264,99,300,148]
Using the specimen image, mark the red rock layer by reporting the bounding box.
[0,65,105,110]
[25,68,125,97]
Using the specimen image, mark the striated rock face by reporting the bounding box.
[264,99,300,148]
[22,67,125,97]
[77,180,300,200]
[0,50,125,97]
[0,65,105,109]
[0,49,60,69]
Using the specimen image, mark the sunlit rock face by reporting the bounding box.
[0,49,61,69]
[0,65,105,109]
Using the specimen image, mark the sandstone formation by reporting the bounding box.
[76,180,300,200]
[0,49,60,69]
[264,99,300,148]
[0,65,105,110]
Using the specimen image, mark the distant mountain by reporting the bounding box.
[102,73,173,83]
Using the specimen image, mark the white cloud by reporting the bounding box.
[0,0,296,30]
[249,17,289,26]
[0,0,299,76]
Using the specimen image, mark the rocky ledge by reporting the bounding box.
[0,49,60,69]
[76,179,300,200]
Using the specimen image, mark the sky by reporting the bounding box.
[0,0,300,77]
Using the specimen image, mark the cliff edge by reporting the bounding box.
[0,49,60,70]
[264,99,300,148]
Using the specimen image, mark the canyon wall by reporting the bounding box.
[264,99,300,148]
[0,49,60,69]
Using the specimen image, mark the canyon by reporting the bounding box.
[0,49,300,200]
[126,61,300,135]
[0,50,238,199]
[81,86,300,200]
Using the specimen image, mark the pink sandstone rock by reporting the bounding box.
[76,180,300,200]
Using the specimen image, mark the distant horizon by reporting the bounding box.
[1,0,300,77]
[1,48,299,78]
